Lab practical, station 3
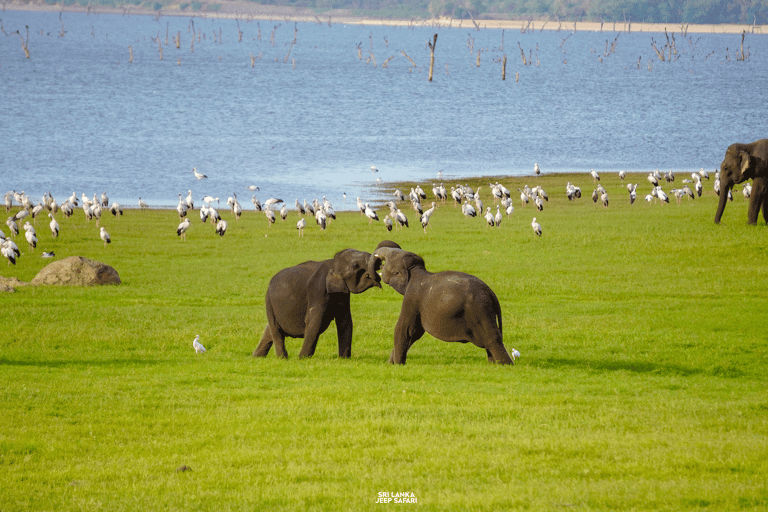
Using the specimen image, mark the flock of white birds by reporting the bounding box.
[3,164,735,267]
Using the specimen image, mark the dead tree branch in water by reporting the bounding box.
[427,33,437,81]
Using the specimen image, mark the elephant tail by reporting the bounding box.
[492,291,503,336]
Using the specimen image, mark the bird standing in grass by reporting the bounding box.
[48,213,59,238]
[192,335,206,353]
[177,218,191,240]
[297,217,306,237]
[590,169,600,182]
[531,217,542,237]
[364,203,378,224]
[215,219,227,237]
[100,226,111,246]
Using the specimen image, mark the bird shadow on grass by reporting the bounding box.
[536,357,745,379]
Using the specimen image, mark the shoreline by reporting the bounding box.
[2,2,764,34]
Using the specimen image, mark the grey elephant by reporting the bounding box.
[372,241,515,365]
[715,138,768,225]
[252,249,381,359]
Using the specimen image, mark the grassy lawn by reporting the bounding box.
[1,172,767,511]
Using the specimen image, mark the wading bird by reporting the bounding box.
[48,213,59,238]
[531,217,542,237]
[215,219,227,237]
[192,167,208,180]
[364,203,379,224]
[100,226,111,246]
[297,217,306,237]
[177,218,190,240]
[192,335,206,353]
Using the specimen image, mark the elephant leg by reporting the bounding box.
[747,177,766,224]
[298,312,327,359]
[390,317,425,364]
[252,326,274,357]
[752,177,768,225]
[335,309,353,358]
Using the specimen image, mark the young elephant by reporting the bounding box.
[252,249,381,359]
[372,241,514,365]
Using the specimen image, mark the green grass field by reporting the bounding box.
[1,172,767,511]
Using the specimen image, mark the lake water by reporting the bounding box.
[1,10,767,210]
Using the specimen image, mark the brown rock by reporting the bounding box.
[31,256,121,286]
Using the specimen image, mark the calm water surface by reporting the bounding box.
[1,10,767,209]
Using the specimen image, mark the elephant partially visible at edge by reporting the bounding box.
[715,138,768,225]
[372,241,515,365]
[252,249,381,359]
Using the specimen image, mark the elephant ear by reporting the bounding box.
[326,269,349,294]
[740,151,751,175]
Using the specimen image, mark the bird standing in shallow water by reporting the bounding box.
[192,335,206,353]
[192,167,208,180]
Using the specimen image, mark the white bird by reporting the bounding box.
[743,183,752,199]
[192,335,206,353]
[695,180,703,197]
[534,195,544,211]
[184,190,194,210]
[192,167,208,180]
[6,217,19,236]
[484,207,495,227]
[534,163,541,175]
[138,197,148,209]
[601,190,609,208]
[656,186,669,204]
[462,201,476,219]
[215,219,227,237]
[280,204,288,221]
[506,203,514,217]
[590,169,600,182]
[101,191,109,207]
[48,213,59,238]
[2,239,19,265]
[647,172,659,187]
[265,207,276,226]
[252,196,262,211]
[25,228,37,250]
[370,166,379,172]
[13,209,29,223]
[264,198,283,209]
[665,169,675,183]
[202,195,219,205]
[357,196,365,217]
[233,201,242,220]
[618,170,625,180]
[517,188,529,208]
[42,251,55,258]
[511,348,521,360]
[295,199,305,215]
[364,203,379,224]
[315,208,326,230]
[297,217,306,236]
[247,185,259,192]
[494,205,502,227]
[394,209,409,230]
[699,168,710,180]
[385,215,393,232]
[99,226,111,246]
[177,218,191,240]
[531,217,542,237]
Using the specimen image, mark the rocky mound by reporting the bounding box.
[30,256,121,287]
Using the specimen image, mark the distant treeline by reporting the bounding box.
[42,0,768,25]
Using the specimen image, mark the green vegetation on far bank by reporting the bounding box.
[1,172,767,510]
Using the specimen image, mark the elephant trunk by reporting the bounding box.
[367,253,383,287]
[714,177,733,224]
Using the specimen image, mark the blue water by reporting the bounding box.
[1,10,767,210]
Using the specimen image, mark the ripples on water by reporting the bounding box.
[1,10,767,209]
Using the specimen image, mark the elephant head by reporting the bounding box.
[715,139,768,224]
[326,249,382,294]
[372,241,426,296]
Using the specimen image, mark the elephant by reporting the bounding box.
[252,249,381,359]
[372,241,515,365]
[714,138,768,225]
